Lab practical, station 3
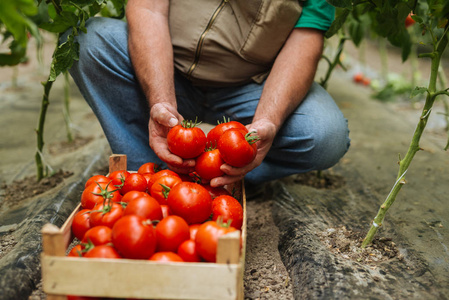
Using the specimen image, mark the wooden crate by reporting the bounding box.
[41,154,247,300]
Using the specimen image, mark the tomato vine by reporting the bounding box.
[326,0,449,247]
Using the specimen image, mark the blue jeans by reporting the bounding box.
[67,17,350,184]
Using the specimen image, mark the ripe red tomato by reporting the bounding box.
[405,13,415,28]
[195,148,224,181]
[120,173,148,195]
[155,215,190,252]
[195,220,238,262]
[150,175,183,205]
[160,204,171,219]
[138,162,160,175]
[108,170,130,187]
[84,175,110,189]
[177,239,201,262]
[89,202,124,228]
[111,215,157,259]
[189,224,201,240]
[206,119,248,146]
[362,77,371,86]
[211,195,244,229]
[71,209,92,241]
[353,72,364,83]
[148,169,180,190]
[123,194,163,221]
[167,182,213,224]
[218,129,259,168]
[84,245,122,259]
[167,119,207,159]
[201,184,231,199]
[121,190,149,204]
[149,251,184,262]
[67,244,84,257]
[81,182,122,209]
[81,225,112,247]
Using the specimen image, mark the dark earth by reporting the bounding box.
[1,34,449,300]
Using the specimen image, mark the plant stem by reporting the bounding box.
[320,36,347,89]
[379,37,388,80]
[63,71,73,142]
[361,28,448,248]
[35,79,53,181]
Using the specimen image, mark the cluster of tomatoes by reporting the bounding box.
[69,159,244,265]
[167,118,260,180]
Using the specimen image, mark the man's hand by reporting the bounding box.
[209,119,277,187]
[149,103,196,173]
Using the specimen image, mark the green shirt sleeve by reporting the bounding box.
[295,0,336,31]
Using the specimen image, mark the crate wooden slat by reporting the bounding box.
[41,154,247,300]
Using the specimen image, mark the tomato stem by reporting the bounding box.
[361,22,449,248]
[245,131,261,145]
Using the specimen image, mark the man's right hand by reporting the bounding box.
[148,102,196,172]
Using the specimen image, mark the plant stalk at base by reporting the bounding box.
[361,27,449,248]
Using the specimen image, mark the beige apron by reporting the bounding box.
[169,0,303,86]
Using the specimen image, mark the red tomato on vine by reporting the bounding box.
[167,118,207,159]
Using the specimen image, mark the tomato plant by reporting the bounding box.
[211,195,244,230]
[111,215,157,259]
[155,215,190,252]
[167,118,207,159]
[195,220,238,263]
[218,129,260,167]
[167,182,213,224]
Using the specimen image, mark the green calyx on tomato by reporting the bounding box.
[245,131,260,145]
[181,117,202,129]
[91,181,119,202]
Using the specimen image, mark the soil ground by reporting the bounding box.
[1,32,449,300]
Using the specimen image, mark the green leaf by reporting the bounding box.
[0,0,38,47]
[325,8,350,39]
[410,86,428,98]
[49,34,79,81]
[326,0,352,10]
[39,10,78,33]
